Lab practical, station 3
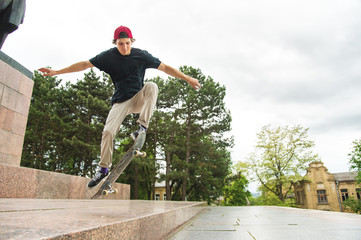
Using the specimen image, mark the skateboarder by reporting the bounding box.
[39,26,201,188]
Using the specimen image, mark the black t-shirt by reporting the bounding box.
[89,47,161,105]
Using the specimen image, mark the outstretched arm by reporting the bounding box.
[157,63,201,90]
[38,61,94,76]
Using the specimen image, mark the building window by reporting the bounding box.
[317,190,328,204]
[341,189,348,201]
[297,191,304,205]
[356,188,361,200]
[155,194,160,201]
[163,194,166,201]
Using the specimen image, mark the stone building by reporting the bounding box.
[294,161,360,212]
[154,181,166,200]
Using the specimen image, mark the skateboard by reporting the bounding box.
[91,132,147,199]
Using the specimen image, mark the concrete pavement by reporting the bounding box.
[0,199,206,239]
[169,206,361,240]
[1,199,360,240]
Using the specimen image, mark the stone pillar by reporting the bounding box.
[0,51,33,166]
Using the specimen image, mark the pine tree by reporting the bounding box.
[61,69,113,176]
[21,70,62,170]
[150,66,233,201]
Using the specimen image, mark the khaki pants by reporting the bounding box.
[99,82,158,168]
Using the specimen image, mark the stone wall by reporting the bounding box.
[0,51,33,166]
[0,163,130,199]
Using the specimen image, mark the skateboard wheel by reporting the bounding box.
[102,190,109,196]
[134,150,146,157]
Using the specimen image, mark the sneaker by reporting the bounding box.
[87,170,109,188]
[131,125,147,141]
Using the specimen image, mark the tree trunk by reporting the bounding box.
[182,113,191,201]
[166,130,175,200]
[133,166,139,199]
[152,125,158,200]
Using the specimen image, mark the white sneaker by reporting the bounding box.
[130,125,147,141]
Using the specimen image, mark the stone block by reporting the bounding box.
[0,163,38,198]
[0,164,130,200]
[19,75,34,98]
[36,170,72,199]
[0,83,4,100]
[0,61,18,90]
[11,112,28,136]
[0,130,12,154]
[15,92,31,116]
[0,86,31,116]
[0,129,24,166]
[0,129,23,166]
[1,86,17,111]
[0,60,7,83]
[0,106,14,131]
[0,107,26,136]
[0,153,19,166]
[0,60,32,96]
[69,175,88,199]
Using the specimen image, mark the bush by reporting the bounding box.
[343,197,361,214]
[249,192,295,207]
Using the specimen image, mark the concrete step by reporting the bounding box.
[0,163,130,200]
[0,199,206,240]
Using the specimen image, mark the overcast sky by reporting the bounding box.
[2,0,361,191]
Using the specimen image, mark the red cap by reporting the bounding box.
[113,26,133,40]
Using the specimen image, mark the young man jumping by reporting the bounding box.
[39,26,201,187]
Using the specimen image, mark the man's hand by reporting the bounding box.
[38,68,58,76]
[186,77,201,91]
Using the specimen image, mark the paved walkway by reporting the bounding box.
[1,199,360,240]
[0,199,205,239]
[170,206,361,240]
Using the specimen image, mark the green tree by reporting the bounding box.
[149,76,181,200]
[348,138,361,184]
[175,66,233,201]
[21,70,62,170]
[242,125,319,202]
[150,66,233,202]
[61,69,113,176]
[187,135,233,203]
[222,172,251,206]
[345,138,361,214]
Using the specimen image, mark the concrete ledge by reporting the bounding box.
[0,199,207,240]
[0,163,130,200]
[0,51,33,79]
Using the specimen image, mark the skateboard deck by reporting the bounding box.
[90,132,147,199]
